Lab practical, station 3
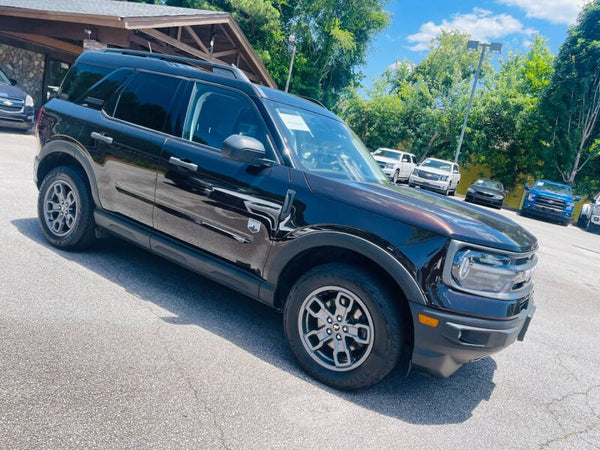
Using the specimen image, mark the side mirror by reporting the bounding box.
[222,134,267,165]
[9,78,17,86]
[504,189,509,194]
[524,184,530,191]
[575,196,581,202]
[469,181,474,186]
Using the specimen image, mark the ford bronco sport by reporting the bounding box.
[35,49,537,389]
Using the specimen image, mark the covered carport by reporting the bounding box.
[0,0,275,108]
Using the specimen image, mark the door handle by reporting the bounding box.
[90,131,113,145]
[169,156,198,172]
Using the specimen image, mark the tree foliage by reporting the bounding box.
[164,0,389,107]
[539,0,600,187]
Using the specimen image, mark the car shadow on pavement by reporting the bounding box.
[12,216,496,424]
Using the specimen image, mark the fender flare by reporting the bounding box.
[265,231,428,306]
[37,139,102,208]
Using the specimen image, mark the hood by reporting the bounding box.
[469,185,503,196]
[373,155,400,165]
[0,82,27,100]
[530,188,573,201]
[306,174,537,253]
[415,166,450,176]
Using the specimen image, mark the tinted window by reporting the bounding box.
[411,155,416,164]
[78,68,133,111]
[402,154,410,162]
[183,83,273,157]
[422,159,452,172]
[114,72,181,132]
[59,63,113,102]
[373,149,402,160]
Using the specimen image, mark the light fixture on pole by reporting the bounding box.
[284,34,296,93]
[453,40,502,164]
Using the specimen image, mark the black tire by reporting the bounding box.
[37,166,95,250]
[392,170,399,184]
[561,219,570,227]
[283,263,405,390]
[409,183,415,188]
[449,189,456,197]
[577,214,589,228]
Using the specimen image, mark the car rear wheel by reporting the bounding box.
[283,263,405,390]
[38,166,95,250]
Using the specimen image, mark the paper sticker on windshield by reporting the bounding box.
[278,112,311,132]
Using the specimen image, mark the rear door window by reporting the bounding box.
[113,71,182,133]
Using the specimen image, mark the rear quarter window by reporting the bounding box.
[59,63,113,102]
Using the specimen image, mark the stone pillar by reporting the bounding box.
[0,43,45,109]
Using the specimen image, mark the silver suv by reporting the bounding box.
[408,157,461,196]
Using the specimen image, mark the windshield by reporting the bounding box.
[0,67,10,84]
[533,181,572,196]
[474,179,503,190]
[264,100,388,184]
[421,159,452,172]
[373,149,402,160]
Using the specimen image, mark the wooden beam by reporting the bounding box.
[212,49,239,59]
[1,31,83,55]
[177,27,182,41]
[183,26,210,55]
[142,28,233,65]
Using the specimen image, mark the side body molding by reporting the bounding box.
[262,231,428,306]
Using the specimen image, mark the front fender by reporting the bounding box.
[263,229,428,306]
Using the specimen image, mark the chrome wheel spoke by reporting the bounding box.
[305,327,333,351]
[333,337,352,368]
[298,286,375,372]
[334,291,354,322]
[43,180,78,237]
[306,296,332,323]
[345,324,371,345]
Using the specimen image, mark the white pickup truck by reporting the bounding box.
[577,193,600,231]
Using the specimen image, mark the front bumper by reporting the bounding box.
[0,106,34,130]
[409,175,450,193]
[410,301,535,378]
[466,192,503,207]
[522,202,571,220]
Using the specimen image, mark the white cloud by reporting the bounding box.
[406,8,536,52]
[498,0,590,25]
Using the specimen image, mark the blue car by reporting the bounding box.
[0,66,35,131]
[521,180,580,226]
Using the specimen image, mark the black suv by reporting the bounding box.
[35,49,537,389]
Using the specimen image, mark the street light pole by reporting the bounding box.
[453,41,502,164]
[284,34,296,93]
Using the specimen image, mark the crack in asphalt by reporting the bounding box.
[154,324,231,450]
[130,302,231,450]
[539,384,600,449]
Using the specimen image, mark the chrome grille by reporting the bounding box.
[536,195,565,210]
[0,97,24,113]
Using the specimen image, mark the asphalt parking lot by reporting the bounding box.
[1,130,599,449]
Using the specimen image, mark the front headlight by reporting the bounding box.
[467,188,475,194]
[527,193,535,202]
[566,202,574,209]
[593,204,600,214]
[440,175,449,181]
[444,244,536,298]
[384,163,394,169]
[494,194,503,200]
[25,95,34,107]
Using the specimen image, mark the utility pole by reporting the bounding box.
[284,34,296,93]
[454,41,502,164]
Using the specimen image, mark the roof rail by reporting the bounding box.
[100,48,250,83]
[299,95,327,109]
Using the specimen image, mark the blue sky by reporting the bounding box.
[361,0,590,87]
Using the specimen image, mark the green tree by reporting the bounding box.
[469,35,553,187]
[539,0,600,187]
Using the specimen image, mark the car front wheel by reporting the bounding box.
[284,263,405,390]
[37,166,95,250]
